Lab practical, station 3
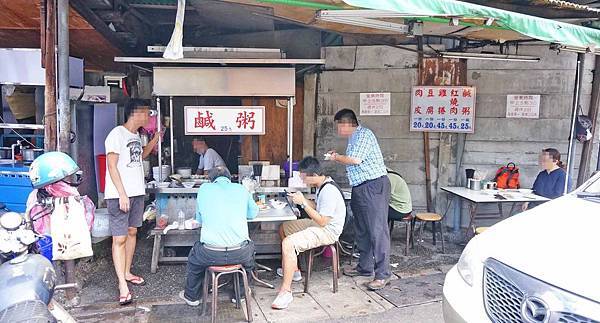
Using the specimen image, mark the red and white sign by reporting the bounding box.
[410,86,476,133]
[360,92,391,115]
[184,106,265,135]
[506,95,540,119]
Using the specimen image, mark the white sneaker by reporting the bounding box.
[271,290,293,310]
[179,290,200,307]
[276,268,302,282]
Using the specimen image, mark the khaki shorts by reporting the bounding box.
[282,219,337,255]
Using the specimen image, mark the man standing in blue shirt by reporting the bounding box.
[180,166,258,306]
[328,109,392,291]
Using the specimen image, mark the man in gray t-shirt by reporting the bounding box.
[191,137,225,175]
[272,157,346,310]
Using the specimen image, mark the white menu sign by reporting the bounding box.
[360,92,391,115]
[410,86,476,133]
[506,95,540,119]
[184,106,265,135]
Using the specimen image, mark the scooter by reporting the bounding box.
[0,210,75,322]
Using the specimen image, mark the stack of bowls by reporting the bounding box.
[152,165,171,182]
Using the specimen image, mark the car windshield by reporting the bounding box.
[582,174,600,194]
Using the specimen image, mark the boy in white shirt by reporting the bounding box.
[104,99,160,305]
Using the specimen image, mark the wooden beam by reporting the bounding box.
[40,0,46,67]
[70,0,132,54]
[95,10,126,24]
[44,0,57,151]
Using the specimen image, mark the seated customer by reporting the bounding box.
[522,148,567,210]
[387,169,413,222]
[271,157,346,310]
[180,166,258,306]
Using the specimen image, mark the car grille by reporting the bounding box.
[483,258,600,323]
[484,266,525,323]
[557,312,599,323]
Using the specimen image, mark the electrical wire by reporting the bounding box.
[0,114,41,148]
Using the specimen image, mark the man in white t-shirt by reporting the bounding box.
[191,137,225,175]
[271,156,346,310]
[104,99,160,305]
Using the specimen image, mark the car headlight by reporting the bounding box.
[457,248,475,286]
[456,236,486,287]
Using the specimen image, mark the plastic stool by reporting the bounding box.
[202,264,252,323]
[304,242,340,294]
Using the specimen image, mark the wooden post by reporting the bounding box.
[43,0,57,151]
[578,55,600,185]
[40,0,46,67]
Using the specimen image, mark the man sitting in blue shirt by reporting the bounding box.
[180,166,258,306]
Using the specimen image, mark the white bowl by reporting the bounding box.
[182,182,195,189]
[270,200,287,210]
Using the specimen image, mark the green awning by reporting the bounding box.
[343,0,600,49]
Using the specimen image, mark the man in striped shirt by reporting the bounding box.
[327,109,392,291]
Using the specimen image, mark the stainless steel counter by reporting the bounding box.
[146,186,311,195]
[146,187,199,194]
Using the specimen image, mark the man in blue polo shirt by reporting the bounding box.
[180,166,258,306]
[328,108,391,291]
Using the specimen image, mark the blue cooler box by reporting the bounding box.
[0,163,32,212]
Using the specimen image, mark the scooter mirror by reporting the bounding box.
[0,212,23,231]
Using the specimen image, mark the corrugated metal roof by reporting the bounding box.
[536,0,600,13]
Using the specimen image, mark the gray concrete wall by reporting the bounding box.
[315,45,600,228]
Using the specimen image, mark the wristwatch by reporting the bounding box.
[300,201,308,209]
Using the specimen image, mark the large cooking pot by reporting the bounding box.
[22,149,44,162]
[176,167,192,178]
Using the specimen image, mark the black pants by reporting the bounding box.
[351,176,392,280]
[388,207,412,221]
[184,240,255,302]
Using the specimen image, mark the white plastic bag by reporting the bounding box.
[163,0,186,60]
[51,197,94,260]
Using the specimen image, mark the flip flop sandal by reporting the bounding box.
[126,276,146,286]
[119,292,132,306]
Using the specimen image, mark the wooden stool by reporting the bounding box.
[304,242,340,294]
[388,212,415,256]
[415,212,446,253]
[202,264,252,323]
[475,226,489,235]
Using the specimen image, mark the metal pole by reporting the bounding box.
[56,0,77,303]
[578,55,600,184]
[287,97,294,178]
[169,96,174,171]
[156,97,163,181]
[56,0,70,153]
[452,133,466,232]
[566,54,584,194]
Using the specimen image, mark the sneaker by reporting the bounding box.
[179,290,200,307]
[231,289,252,304]
[271,290,293,310]
[276,268,302,282]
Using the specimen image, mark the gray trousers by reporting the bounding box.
[351,175,392,280]
[184,240,255,301]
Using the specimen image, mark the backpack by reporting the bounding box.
[493,162,520,189]
[318,181,355,244]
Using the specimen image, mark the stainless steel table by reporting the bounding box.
[147,198,299,289]
[441,187,549,240]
